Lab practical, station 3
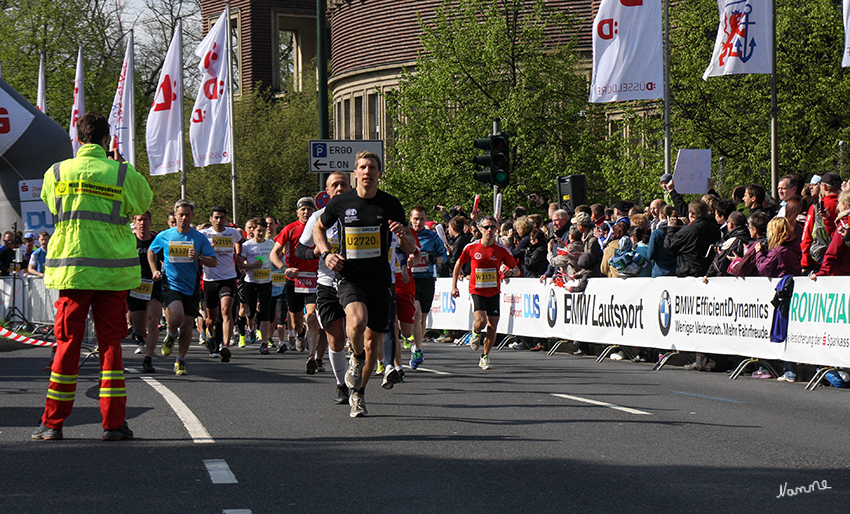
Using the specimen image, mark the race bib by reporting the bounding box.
[410,261,430,275]
[272,271,286,286]
[212,236,234,251]
[168,241,193,263]
[475,267,498,289]
[294,271,318,293]
[344,226,380,259]
[253,268,271,284]
[129,278,153,300]
[329,231,340,255]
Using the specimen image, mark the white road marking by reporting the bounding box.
[223,510,252,514]
[204,459,238,484]
[551,393,652,415]
[140,377,215,443]
[414,366,451,375]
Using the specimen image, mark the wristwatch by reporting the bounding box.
[320,251,332,261]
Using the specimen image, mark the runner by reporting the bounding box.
[199,207,244,363]
[148,200,217,376]
[236,218,257,347]
[295,171,352,388]
[128,211,162,374]
[385,230,422,387]
[451,216,520,370]
[239,218,276,354]
[408,206,447,369]
[272,198,320,370]
[313,151,416,417]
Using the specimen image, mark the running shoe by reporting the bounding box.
[238,335,246,348]
[247,330,257,344]
[469,332,482,351]
[376,361,386,375]
[479,354,491,370]
[334,384,349,405]
[133,332,145,354]
[205,336,217,356]
[102,421,134,441]
[31,423,63,440]
[266,339,277,349]
[402,335,412,350]
[220,347,231,363]
[174,361,187,375]
[210,351,220,358]
[256,329,263,341]
[259,342,269,355]
[349,391,367,418]
[161,333,176,356]
[142,356,156,374]
[307,357,318,375]
[410,349,424,369]
[316,359,325,372]
[382,366,400,389]
[345,353,365,390]
[398,367,405,383]
[288,336,297,351]
[296,333,306,352]
[276,344,288,354]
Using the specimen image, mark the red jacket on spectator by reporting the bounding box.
[800,193,838,269]
[816,211,850,276]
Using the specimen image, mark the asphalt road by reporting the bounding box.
[2,335,849,513]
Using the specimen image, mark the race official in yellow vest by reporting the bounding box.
[32,112,153,442]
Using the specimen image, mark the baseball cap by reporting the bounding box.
[296,197,315,209]
[571,212,593,227]
[820,173,842,188]
[809,174,821,185]
[24,232,36,239]
[660,173,673,183]
[612,200,633,212]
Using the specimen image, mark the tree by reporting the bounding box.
[385,0,610,214]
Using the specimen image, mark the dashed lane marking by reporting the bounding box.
[551,393,652,415]
[204,459,238,484]
[414,367,452,375]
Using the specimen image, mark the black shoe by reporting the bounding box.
[306,357,318,375]
[276,344,288,354]
[102,421,134,441]
[142,356,156,374]
[220,347,231,363]
[32,423,63,440]
[334,384,349,405]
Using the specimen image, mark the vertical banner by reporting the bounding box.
[843,0,850,67]
[703,0,773,79]
[589,0,663,103]
[146,24,184,176]
[109,33,135,166]
[68,46,84,154]
[37,53,47,113]
[190,10,231,167]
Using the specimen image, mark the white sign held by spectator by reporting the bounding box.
[673,149,712,194]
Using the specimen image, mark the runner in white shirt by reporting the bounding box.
[199,207,244,362]
[239,218,276,354]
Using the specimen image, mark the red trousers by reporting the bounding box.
[41,290,128,430]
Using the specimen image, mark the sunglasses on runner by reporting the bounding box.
[481,225,498,230]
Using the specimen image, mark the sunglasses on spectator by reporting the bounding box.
[481,225,498,230]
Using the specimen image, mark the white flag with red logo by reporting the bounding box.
[37,53,47,113]
[68,47,85,154]
[109,34,135,165]
[146,25,183,175]
[841,0,850,68]
[703,0,773,79]
[190,10,231,167]
[589,0,663,103]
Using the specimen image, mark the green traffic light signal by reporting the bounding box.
[471,133,510,187]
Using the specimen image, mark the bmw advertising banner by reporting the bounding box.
[428,277,850,368]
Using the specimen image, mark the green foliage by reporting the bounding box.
[386,0,609,214]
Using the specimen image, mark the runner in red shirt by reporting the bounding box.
[452,216,520,370]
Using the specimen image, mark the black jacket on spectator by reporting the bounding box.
[707,225,750,277]
[524,240,549,278]
[663,217,722,277]
[439,232,473,278]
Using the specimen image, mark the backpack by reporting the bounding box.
[810,208,830,264]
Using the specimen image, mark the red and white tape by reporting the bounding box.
[0,326,56,347]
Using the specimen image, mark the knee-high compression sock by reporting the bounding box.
[237,316,246,336]
[328,349,347,386]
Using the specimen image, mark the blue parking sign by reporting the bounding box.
[311,142,327,158]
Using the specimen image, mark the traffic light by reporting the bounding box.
[471,133,510,187]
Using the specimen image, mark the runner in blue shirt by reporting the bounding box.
[148,199,217,376]
[408,206,447,369]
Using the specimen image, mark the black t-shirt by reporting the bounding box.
[320,188,406,286]
[136,231,161,279]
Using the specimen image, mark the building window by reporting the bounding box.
[344,98,350,139]
[368,93,379,139]
[354,96,363,140]
[230,12,241,96]
[278,29,297,92]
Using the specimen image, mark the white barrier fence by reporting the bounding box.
[426,276,850,369]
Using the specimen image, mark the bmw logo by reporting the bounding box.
[547,288,557,328]
[658,290,672,336]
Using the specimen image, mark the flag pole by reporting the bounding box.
[127,29,136,167]
[37,52,47,113]
[770,0,778,198]
[226,2,239,225]
[177,19,187,199]
[663,0,671,176]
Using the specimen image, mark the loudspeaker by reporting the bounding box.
[556,175,587,213]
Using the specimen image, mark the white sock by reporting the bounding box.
[328,349,346,385]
